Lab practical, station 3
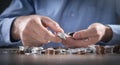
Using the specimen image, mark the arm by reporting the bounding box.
[107,25,120,45]
[0,0,63,47]
[62,0,120,48]
[0,0,34,46]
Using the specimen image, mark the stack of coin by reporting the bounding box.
[45,48,55,55]
[55,48,66,55]
[95,45,105,55]
[113,45,120,54]
[31,47,43,54]
[104,46,114,54]
[17,46,28,54]
[76,48,87,55]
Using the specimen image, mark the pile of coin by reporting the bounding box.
[16,45,120,55]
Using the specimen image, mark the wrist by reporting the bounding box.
[101,26,113,42]
[10,18,20,42]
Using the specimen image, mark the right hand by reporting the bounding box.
[11,15,64,47]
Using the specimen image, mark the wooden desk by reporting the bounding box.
[0,54,120,65]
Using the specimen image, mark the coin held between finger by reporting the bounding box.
[57,32,66,40]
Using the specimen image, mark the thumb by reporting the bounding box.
[73,28,95,39]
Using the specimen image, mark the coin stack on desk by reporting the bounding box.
[0,45,120,55]
[15,45,120,55]
[31,47,43,54]
[45,48,56,55]
[17,46,28,54]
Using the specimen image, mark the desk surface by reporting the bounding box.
[0,54,120,65]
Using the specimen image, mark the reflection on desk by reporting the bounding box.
[0,54,120,65]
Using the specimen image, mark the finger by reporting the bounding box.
[81,36,99,47]
[72,36,98,47]
[33,28,62,43]
[73,28,97,39]
[46,30,62,43]
[62,37,85,48]
[28,16,63,43]
[30,16,62,43]
[62,35,99,48]
[41,16,64,32]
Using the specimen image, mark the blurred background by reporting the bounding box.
[0,0,11,14]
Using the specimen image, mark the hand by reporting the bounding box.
[11,15,64,47]
[62,23,112,48]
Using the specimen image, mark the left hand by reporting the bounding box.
[62,23,112,48]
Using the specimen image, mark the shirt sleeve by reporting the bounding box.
[104,0,120,45]
[0,0,34,46]
[106,25,120,45]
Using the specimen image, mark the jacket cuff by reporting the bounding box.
[1,17,21,45]
[105,25,120,45]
